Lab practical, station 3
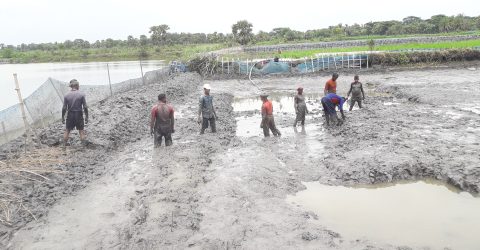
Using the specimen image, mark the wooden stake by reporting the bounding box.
[13,73,32,152]
[107,63,113,96]
[1,121,7,144]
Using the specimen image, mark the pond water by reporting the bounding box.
[287,180,480,250]
[0,60,165,110]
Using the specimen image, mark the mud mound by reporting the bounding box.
[0,73,204,245]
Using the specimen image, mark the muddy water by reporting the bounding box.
[287,181,480,250]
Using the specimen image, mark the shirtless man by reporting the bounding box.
[293,87,308,127]
[346,75,365,111]
[150,93,175,147]
[62,79,88,147]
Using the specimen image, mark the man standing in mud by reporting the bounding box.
[260,94,281,137]
[150,93,175,147]
[62,79,88,148]
[346,75,365,111]
[324,73,339,95]
[198,84,217,134]
[293,87,308,127]
[321,93,345,126]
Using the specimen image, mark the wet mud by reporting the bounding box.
[1,63,480,249]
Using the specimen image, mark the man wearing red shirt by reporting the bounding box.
[150,93,175,147]
[324,73,339,95]
[260,94,281,137]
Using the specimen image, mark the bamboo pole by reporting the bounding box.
[13,74,31,152]
[139,60,145,85]
[311,57,315,73]
[107,63,113,96]
[1,121,7,144]
[366,54,369,69]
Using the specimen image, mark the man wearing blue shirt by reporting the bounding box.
[321,93,345,126]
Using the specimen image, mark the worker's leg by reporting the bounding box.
[263,123,270,137]
[79,130,86,141]
[165,133,173,146]
[63,130,71,147]
[349,99,354,111]
[269,117,281,136]
[200,118,208,134]
[154,131,162,147]
[358,100,363,108]
[210,118,217,133]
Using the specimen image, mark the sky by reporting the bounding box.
[0,0,479,45]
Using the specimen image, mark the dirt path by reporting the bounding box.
[2,64,480,249]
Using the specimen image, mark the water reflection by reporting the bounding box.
[287,181,480,250]
[0,60,165,110]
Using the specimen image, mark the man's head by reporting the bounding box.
[332,73,339,81]
[297,87,303,94]
[354,75,359,82]
[69,79,79,90]
[158,93,166,103]
[260,93,269,101]
[203,84,211,95]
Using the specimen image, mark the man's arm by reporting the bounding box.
[346,83,353,98]
[82,95,89,124]
[198,97,203,123]
[170,107,175,133]
[324,82,329,96]
[62,96,67,123]
[339,99,345,120]
[150,106,156,135]
[212,98,217,119]
[360,83,365,99]
[294,96,299,113]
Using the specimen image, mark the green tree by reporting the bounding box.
[149,24,170,45]
[139,35,148,46]
[232,20,254,45]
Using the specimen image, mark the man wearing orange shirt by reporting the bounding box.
[324,73,339,95]
[260,94,281,137]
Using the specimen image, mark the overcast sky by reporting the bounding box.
[1,0,479,45]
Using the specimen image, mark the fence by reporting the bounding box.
[0,66,170,145]
[204,53,369,76]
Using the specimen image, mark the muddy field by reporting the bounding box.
[1,62,479,249]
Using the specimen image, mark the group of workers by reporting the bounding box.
[61,73,365,148]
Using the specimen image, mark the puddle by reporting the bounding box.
[287,181,480,250]
[383,102,400,106]
[236,115,323,138]
[232,94,322,113]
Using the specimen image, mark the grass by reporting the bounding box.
[1,44,227,63]
[254,31,480,46]
[263,39,480,59]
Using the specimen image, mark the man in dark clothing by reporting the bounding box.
[321,93,345,126]
[198,84,217,134]
[293,87,309,127]
[62,79,88,147]
[260,94,281,137]
[150,93,175,147]
[346,75,365,111]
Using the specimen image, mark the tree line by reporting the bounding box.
[1,14,479,54]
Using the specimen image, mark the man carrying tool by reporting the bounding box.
[260,94,281,137]
[293,87,309,127]
[324,73,339,95]
[62,79,88,147]
[150,93,175,147]
[346,75,365,111]
[198,84,217,134]
[321,93,346,126]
